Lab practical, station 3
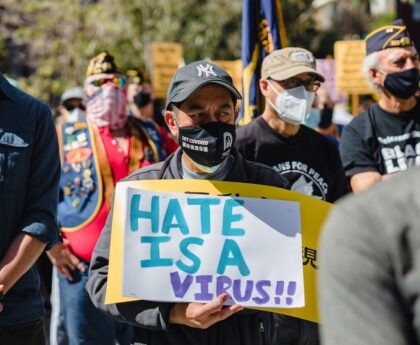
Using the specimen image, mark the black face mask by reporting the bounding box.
[133,91,152,108]
[383,67,420,99]
[177,122,236,167]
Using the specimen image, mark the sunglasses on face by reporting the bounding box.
[90,76,126,88]
[275,77,321,92]
[64,104,86,111]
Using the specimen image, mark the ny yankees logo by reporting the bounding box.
[196,64,217,77]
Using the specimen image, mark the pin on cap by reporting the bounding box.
[365,19,414,55]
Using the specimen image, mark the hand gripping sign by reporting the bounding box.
[105,180,331,323]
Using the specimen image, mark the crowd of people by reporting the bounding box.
[0,18,420,345]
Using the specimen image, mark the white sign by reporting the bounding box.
[121,187,304,308]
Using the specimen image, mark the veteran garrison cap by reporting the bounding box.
[86,51,118,76]
[366,19,414,55]
[166,60,242,109]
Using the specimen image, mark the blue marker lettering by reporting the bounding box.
[176,237,204,274]
[187,198,220,234]
[130,194,160,233]
[217,239,250,276]
[162,199,189,235]
[222,199,245,236]
[140,236,173,267]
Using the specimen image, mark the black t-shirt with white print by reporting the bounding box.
[340,99,420,177]
[235,116,350,203]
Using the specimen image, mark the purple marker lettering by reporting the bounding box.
[232,279,253,302]
[274,281,284,305]
[286,281,297,305]
[170,271,193,298]
[194,275,213,301]
[216,275,232,296]
[252,280,271,305]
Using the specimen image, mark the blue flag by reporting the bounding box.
[240,0,288,124]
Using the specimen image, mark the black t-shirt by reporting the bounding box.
[340,100,420,177]
[235,116,349,203]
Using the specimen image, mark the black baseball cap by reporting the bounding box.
[166,60,242,109]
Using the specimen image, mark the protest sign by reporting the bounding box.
[151,42,183,99]
[334,40,373,94]
[315,58,348,104]
[105,180,332,323]
[212,60,242,95]
[122,188,303,308]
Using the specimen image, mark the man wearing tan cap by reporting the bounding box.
[235,47,349,344]
[236,47,348,203]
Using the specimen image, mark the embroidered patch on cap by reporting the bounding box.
[291,52,314,64]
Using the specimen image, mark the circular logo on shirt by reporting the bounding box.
[273,161,328,200]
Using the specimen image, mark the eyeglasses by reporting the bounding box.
[275,77,321,92]
[64,104,86,111]
[90,76,126,89]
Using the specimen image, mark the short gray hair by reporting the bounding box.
[362,52,382,94]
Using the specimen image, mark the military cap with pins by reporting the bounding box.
[365,19,414,55]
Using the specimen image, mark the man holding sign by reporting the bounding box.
[87,60,289,345]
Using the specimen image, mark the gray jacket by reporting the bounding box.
[86,148,289,345]
[319,166,420,344]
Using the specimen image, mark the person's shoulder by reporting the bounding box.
[123,161,167,182]
[302,124,327,140]
[345,104,379,130]
[243,159,290,189]
[337,166,420,221]
[236,116,264,137]
[302,125,340,153]
[1,77,51,118]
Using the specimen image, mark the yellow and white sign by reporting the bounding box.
[151,42,183,99]
[334,40,373,95]
[212,60,242,93]
[105,180,332,323]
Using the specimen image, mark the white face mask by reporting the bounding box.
[267,81,315,125]
[66,108,86,123]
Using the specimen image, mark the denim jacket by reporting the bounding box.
[0,74,60,325]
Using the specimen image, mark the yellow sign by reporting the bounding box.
[151,42,183,99]
[212,60,242,94]
[105,180,332,323]
[334,40,373,94]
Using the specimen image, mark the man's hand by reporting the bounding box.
[47,240,85,281]
[0,285,4,313]
[169,293,243,329]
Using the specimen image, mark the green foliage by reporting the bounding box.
[0,0,381,103]
[1,0,243,103]
[368,11,397,35]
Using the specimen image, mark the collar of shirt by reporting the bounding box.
[0,73,18,102]
[181,154,235,180]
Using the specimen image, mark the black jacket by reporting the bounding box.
[86,148,289,345]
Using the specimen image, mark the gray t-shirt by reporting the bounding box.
[319,166,420,345]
